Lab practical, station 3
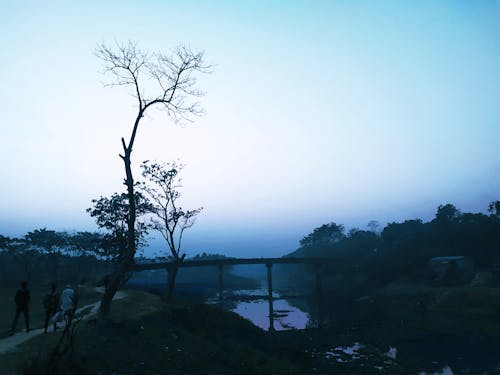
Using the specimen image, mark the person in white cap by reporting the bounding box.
[60,285,75,317]
[51,284,75,326]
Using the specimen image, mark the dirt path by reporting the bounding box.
[0,289,126,355]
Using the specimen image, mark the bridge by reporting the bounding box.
[133,257,336,330]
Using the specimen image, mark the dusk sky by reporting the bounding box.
[1,1,499,257]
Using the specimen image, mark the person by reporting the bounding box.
[51,284,75,325]
[43,283,59,333]
[10,281,30,335]
[60,284,75,319]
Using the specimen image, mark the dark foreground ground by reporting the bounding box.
[2,286,500,374]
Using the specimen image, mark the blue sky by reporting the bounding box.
[0,1,499,257]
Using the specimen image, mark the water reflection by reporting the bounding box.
[420,366,454,375]
[207,288,310,331]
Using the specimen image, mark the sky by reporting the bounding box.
[0,1,499,257]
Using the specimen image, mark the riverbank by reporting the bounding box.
[2,285,500,374]
[0,289,307,374]
[0,288,418,374]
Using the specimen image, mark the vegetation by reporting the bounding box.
[1,290,304,375]
[281,202,500,296]
[0,230,111,286]
[93,41,211,319]
[139,161,203,300]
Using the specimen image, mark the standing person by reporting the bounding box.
[10,281,30,335]
[43,283,59,333]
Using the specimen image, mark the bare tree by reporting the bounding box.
[94,41,211,318]
[139,161,202,300]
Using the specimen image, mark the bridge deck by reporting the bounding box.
[133,257,336,271]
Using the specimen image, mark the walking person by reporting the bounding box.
[10,281,30,335]
[60,284,75,319]
[43,283,59,333]
[51,284,75,326]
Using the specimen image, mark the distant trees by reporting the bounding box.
[0,234,10,251]
[94,41,210,318]
[139,161,202,300]
[25,228,67,283]
[0,230,111,284]
[367,220,380,233]
[299,223,345,248]
[488,200,500,217]
[284,202,500,291]
[433,203,461,224]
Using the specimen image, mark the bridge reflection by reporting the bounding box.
[133,257,335,331]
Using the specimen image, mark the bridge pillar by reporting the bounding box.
[266,263,274,331]
[218,264,224,306]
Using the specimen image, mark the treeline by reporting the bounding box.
[279,202,500,295]
[0,228,112,285]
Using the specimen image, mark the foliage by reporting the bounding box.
[191,252,233,261]
[93,41,211,317]
[67,231,103,257]
[24,228,67,254]
[87,192,152,261]
[0,234,11,251]
[299,222,345,248]
[286,202,500,290]
[488,200,500,217]
[139,161,202,261]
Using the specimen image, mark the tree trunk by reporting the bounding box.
[166,265,179,301]
[98,150,137,319]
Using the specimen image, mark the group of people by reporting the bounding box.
[10,281,76,336]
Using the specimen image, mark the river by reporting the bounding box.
[126,277,500,374]
[205,287,311,331]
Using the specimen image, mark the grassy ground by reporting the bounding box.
[3,283,500,374]
[1,290,307,375]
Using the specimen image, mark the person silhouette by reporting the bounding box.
[10,281,30,335]
[43,283,59,333]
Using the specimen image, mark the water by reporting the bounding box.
[127,278,500,373]
[206,287,310,331]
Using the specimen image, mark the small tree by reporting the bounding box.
[87,192,152,285]
[139,161,202,300]
[95,41,210,318]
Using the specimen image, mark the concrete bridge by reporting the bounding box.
[133,257,336,330]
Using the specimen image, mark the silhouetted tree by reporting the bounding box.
[0,235,12,283]
[300,222,345,247]
[7,236,40,282]
[434,203,461,223]
[488,200,500,217]
[94,41,210,318]
[0,234,10,251]
[139,161,202,300]
[67,231,104,283]
[25,228,67,283]
[68,232,103,257]
[87,192,152,263]
[367,220,381,233]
